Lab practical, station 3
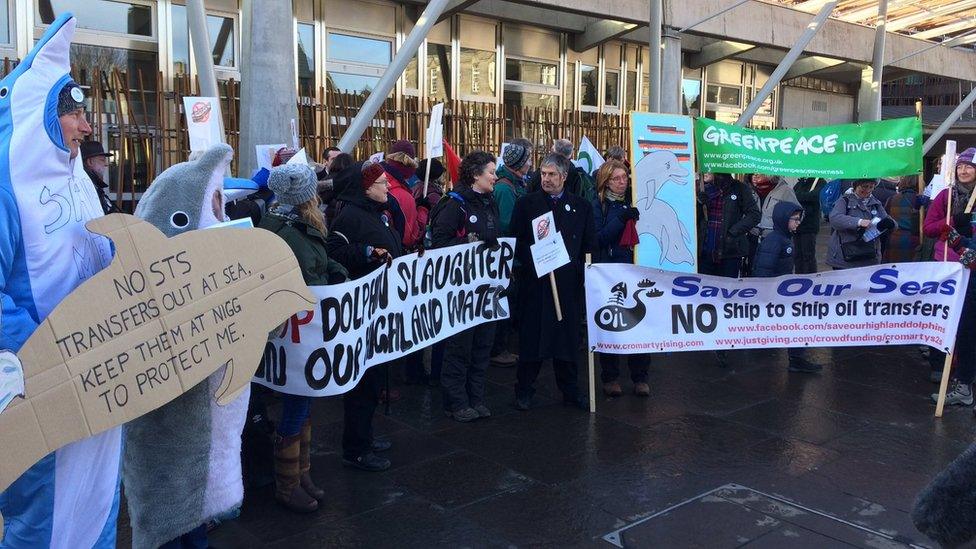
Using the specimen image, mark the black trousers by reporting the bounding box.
[516,359,580,401]
[793,232,818,274]
[600,353,650,383]
[442,322,496,412]
[342,365,384,458]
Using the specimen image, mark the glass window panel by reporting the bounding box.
[706,84,741,107]
[327,72,380,95]
[504,91,558,141]
[69,43,158,127]
[0,2,9,44]
[39,0,152,37]
[427,43,451,101]
[404,55,419,91]
[705,61,743,85]
[327,33,390,66]
[206,15,234,67]
[171,5,189,76]
[756,65,772,88]
[460,47,495,98]
[505,58,557,87]
[682,78,702,116]
[297,23,315,96]
[626,70,636,112]
[566,63,575,108]
[580,64,597,107]
[605,70,620,108]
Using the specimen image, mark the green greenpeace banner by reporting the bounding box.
[695,117,922,178]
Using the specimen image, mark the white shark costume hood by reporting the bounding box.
[126,143,250,549]
[0,13,121,548]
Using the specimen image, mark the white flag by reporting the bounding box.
[575,136,605,175]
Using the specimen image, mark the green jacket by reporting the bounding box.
[259,209,348,286]
[493,164,526,236]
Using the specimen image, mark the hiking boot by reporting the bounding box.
[299,421,325,502]
[490,351,518,367]
[603,381,622,397]
[472,404,492,418]
[450,407,480,422]
[274,434,319,513]
[371,438,392,452]
[929,370,944,384]
[515,393,532,411]
[342,453,391,472]
[932,380,974,406]
[788,357,823,373]
[563,394,589,410]
[634,382,650,397]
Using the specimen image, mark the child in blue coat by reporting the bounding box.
[753,201,823,373]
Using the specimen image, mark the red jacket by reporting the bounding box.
[387,173,427,250]
[923,188,961,262]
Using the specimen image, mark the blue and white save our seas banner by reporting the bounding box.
[254,240,514,396]
[585,263,969,354]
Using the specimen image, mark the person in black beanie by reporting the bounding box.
[326,161,403,471]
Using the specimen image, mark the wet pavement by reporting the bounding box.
[195,343,967,548]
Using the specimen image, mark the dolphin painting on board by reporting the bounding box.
[633,150,695,266]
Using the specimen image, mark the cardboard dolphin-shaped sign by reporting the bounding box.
[0,213,316,493]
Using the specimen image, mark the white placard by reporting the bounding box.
[256,144,286,171]
[183,97,223,153]
[287,148,309,166]
[531,211,556,243]
[530,232,571,277]
[426,103,444,158]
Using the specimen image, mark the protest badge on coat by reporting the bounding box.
[255,144,286,171]
[630,112,698,272]
[183,97,223,153]
[0,213,316,495]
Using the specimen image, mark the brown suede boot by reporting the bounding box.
[275,433,318,513]
[299,421,325,501]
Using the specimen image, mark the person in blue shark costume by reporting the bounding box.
[0,13,121,548]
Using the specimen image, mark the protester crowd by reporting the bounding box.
[5,70,976,548]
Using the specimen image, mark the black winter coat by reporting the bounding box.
[698,178,761,259]
[592,197,633,264]
[753,201,803,278]
[429,184,500,249]
[510,190,597,362]
[325,163,404,280]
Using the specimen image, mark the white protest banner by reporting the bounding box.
[254,239,515,397]
[426,103,444,158]
[586,262,968,354]
[183,97,223,153]
[575,136,605,175]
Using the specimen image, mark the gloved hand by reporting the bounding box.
[416,244,426,258]
[478,235,501,254]
[620,207,640,221]
[877,217,895,233]
[952,212,972,232]
[368,246,392,266]
[415,194,436,210]
[466,232,481,244]
[961,248,976,269]
[914,195,931,209]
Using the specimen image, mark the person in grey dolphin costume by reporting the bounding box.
[124,143,248,549]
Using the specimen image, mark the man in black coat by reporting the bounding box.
[510,153,597,410]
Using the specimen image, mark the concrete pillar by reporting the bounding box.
[857,0,887,122]
[647,0,662,113]
[238,0,298,178]
[661,27,682,115]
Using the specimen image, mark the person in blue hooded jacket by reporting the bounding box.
[753,201,823,373]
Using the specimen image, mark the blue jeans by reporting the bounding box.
[278,394,311,437]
